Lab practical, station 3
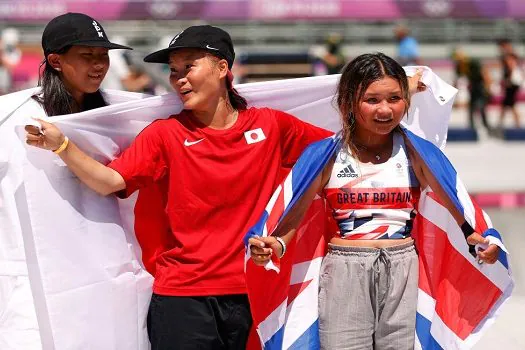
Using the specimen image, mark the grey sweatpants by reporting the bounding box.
[318,241,418,350]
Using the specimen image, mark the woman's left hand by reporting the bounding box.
[466,232,500,264]
[408,68,427,95]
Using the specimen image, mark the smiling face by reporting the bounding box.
[337,53,410,149]
[168,48,228,112]
[354,77,407,138]
[49,45,109,102]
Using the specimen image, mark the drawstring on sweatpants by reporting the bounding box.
[372,248,392,327]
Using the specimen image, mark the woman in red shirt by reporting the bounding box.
[25,25,331,349]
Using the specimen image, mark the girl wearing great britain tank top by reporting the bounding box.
[249,53,501,350]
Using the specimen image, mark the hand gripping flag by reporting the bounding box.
[244,130,513,350]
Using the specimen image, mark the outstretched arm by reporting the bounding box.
[406,143,499,264]
[25,119,125,196]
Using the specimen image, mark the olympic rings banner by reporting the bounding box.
[0,0,523,21]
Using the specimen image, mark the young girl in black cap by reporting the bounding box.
[35,12,131,115]
[26,24,332,349]
[1,12,130,350]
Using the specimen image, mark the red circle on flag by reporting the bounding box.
[251,132,258,140]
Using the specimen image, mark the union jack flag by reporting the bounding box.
[244,129,513,350]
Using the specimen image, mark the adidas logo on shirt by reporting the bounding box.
[337,164,358,178]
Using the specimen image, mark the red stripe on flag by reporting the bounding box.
[266,187,285,234]
[293,199,328,264]
[287,279,313,306]
[412,216,433,296]
[427,191,490,234]
[413,215,502,339]
[472,200,489,234]
[245,247,294,325]
[426,191,441,204]
[246,204,322,325]
[247,327,262,350]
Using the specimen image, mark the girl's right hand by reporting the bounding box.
[25,119,65,152]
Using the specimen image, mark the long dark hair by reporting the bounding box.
[227,87,247,111]
[336,52,410,153]
[208,54,247,111]
[33,46,107,116]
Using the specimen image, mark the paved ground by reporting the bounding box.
[445,103,525,193]
[444,138,525,192]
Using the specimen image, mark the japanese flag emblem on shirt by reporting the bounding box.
[244,128,266,144]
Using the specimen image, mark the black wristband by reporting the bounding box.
[460,221,475,239]
[461,222,477,257]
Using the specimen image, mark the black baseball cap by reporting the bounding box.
[144,25,235,68]
[42,13,131,57]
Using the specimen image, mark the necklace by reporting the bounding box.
[353,142,386,161]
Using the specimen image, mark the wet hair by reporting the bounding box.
[33,46,107,116]
[336,52,409,153]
